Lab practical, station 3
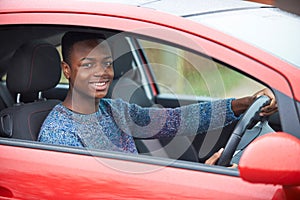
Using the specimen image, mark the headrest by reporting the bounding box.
[110,37,134,79]
[7,40,61,94]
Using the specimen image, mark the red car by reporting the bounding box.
[0,0,299,199]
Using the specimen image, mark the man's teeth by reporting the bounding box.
[95,82,106,86]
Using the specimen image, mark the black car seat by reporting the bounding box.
[106,36,153,107]
[0,60,14,110]
[0,81,14,110]
[0,40,61,140]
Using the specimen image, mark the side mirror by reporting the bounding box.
[239,132,300,198]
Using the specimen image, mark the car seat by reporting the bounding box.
[0,59,14,110]
[106,36,153,107]
[0,40,61,140]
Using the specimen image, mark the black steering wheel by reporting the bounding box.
[217,95,271,166]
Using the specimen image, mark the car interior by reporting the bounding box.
[0,25,282,164]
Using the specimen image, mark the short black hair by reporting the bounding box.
[61,31,106,65]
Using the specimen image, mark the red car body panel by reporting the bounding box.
[0,145,281,199]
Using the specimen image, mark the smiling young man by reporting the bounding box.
[38,31,277,164]
[61,33,114,114]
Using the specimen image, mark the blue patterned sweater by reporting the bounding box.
[38,98,239,154]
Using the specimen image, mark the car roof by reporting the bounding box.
[97,0,266,16]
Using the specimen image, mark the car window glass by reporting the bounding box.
[138,39,264,99]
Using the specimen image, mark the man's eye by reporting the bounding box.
[81,63,94,68]
[103,61,112,68]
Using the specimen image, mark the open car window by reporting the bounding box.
[0,25,281,171]
[130,36,280,163]
[137,38,265,99]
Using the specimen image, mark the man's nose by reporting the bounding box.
[93,63,106,76]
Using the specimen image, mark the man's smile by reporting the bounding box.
[89,80,110,91]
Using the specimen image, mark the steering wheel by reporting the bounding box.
[217,95,271,166]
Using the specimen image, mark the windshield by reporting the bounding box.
[190,8,300,69]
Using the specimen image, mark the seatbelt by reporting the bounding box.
[0,83,14,107]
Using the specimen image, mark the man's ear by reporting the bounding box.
[61,61,71,79]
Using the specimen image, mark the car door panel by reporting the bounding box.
[0,143,281,199]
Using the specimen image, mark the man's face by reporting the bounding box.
[67,39,114,100]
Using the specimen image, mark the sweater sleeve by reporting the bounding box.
[105,98,239,139]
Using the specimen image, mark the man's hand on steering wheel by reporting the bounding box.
[231,88,277,117]
[204,88,277,167]
[252,88,277,116]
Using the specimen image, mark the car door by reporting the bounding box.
[0,2,299,199]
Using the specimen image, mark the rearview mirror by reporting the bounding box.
[239,132,300,198]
